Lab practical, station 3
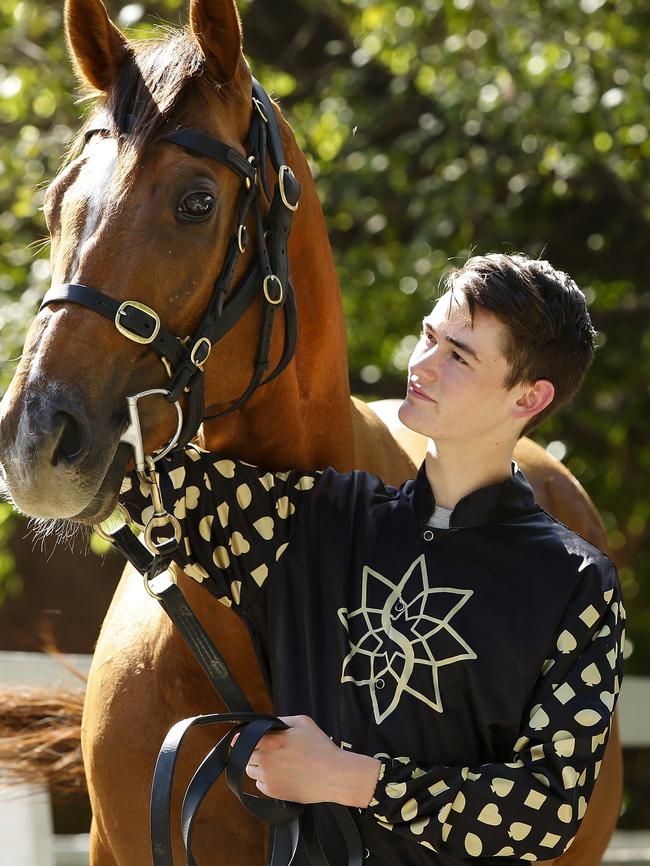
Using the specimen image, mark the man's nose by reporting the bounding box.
[411,345,440,380]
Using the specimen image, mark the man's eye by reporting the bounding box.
[452,351,468,365]
[177,191,216,222]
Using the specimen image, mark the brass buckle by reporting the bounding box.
[190,337,211,370]
[115,300,161,345]
[278,165,299,212]
[237,224,248,253]
[263,274,283,305]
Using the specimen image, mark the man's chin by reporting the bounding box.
[398,397,424,432]
[396,397,410,425]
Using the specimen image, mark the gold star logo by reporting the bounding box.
[338,555,477,724]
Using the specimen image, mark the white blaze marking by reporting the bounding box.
[68,136,119,281]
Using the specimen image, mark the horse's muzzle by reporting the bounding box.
[0,379,118,519]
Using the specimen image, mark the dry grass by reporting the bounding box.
[0,686,87,796]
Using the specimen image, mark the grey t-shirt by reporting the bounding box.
[427,504,452,529]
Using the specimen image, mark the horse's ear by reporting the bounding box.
[189,0,244,83]
[64,0,128,92]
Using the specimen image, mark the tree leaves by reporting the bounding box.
[0,0,648,676]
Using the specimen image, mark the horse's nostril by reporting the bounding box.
[51,411,88,467]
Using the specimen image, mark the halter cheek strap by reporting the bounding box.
[39,79,301,451]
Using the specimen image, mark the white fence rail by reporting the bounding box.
[1,652,649,865]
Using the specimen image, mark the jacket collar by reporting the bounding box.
[411,460,537,528]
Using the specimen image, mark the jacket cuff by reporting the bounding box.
[360,758,400,814]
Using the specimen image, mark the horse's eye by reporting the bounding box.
[177,191,215,222]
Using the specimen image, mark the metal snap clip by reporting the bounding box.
[140,455,182,554]
[394,599,406,613]
[374,678,385,690]
[423,529,435,542]
[144,513,182,553]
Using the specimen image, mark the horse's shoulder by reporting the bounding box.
[514,438,608,551]
[350,396,417,486]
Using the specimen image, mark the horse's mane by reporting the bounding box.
[65,27,224,184]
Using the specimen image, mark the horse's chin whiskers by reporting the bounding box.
[26,515,92,554]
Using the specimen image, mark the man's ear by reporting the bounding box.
[65,0,129,92]
[189,0,244,83]
[511,379,555,423]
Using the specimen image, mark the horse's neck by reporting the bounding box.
[201,114,355,471]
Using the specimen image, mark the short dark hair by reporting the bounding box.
[443,253,597,435]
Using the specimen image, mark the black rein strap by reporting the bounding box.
[106,528,363,866]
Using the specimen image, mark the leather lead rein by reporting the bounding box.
[103,536,363,866]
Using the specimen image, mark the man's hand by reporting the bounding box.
[242,715,381,807]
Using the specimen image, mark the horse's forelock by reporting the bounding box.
[110,29,206,182]
[111,30,204,139]
[64,28,211,185]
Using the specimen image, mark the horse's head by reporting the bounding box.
[0,0,303,523]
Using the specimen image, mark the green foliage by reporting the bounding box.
[0,0,648,674]
[0,0,77,379]
[0,502,20,602]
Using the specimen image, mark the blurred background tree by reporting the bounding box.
[0,0,648,820]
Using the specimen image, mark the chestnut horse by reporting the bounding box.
[0,0,620,864]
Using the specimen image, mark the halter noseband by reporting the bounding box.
[39,79,301,451]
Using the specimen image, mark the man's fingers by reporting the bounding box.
[255,730,285,752]
[278,714,307,727]
[231,729,261,750]
[245,761,261,780]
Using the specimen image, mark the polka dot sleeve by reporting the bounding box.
[363,560,625,861]
[119,445,321,611]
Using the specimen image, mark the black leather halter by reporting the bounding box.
[39,79,301,450]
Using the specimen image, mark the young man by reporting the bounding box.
[123,253,624,864]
